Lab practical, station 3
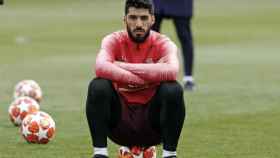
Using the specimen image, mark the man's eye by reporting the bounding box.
[129,16,137,20]
[140,16,148,21]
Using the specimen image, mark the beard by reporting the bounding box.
[127,25,151,43]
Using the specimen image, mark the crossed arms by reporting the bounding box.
[95,35,179,87]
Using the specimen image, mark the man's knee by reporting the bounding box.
[88,78,113,99]
[159,81,184,102]
[157,82,186,128]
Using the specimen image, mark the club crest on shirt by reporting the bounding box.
[118,56,127,62]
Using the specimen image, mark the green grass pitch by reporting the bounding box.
[0,0,280,157]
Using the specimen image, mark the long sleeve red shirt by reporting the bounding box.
[95,30,179,105]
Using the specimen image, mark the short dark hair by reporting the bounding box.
[125,0,154,15]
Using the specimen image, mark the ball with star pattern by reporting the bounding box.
[118,146,157,158]
[20,111,55,144]
[14,80,43,103]
[8,96,40,126]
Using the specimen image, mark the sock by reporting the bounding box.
[162,149,176,157]
[94,147,108,156]
[183,76,194,82]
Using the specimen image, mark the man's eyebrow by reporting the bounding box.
[128,15,149,17]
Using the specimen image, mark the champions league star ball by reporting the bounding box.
[20,111,55,144]
[14,80,43,103]
[8,96,40,126]
[118,146,156,158]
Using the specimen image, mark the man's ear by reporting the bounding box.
[151,15,155,25]
[123,16,126,24]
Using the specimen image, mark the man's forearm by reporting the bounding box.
[116,62,178,82]
[95,62,145,85]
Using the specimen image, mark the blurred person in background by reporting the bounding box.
[85,0,186,158]
[152,0,195,90]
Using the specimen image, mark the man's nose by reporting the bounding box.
[135,18,143,27]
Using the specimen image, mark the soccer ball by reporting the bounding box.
[14,80,43,103]
[118,146,156,158]
[21,111,55,144]
[8,96,40,126]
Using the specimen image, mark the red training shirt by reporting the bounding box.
[95,30,179,105]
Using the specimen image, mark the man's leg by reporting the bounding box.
[173,16,195,90]
[149,81,186,157]
[86,78,121,157]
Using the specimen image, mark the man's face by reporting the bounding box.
[124,7,155,43]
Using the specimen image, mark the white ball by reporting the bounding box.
[8,96,40,126]
[118,146,156,158]
[14,80,43,103]
[21,111,56,144]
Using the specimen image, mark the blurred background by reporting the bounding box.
[0,0,280,157]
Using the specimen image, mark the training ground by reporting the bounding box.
[0,0,280,157]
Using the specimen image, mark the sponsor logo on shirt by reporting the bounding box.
[145,58,153,63]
